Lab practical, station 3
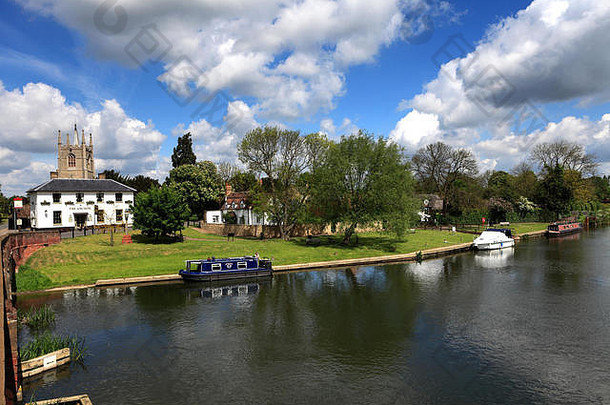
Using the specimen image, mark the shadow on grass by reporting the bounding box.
[286,233,404,253]
[131,234,185,245]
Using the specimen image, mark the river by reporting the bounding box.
[18,228,610,404]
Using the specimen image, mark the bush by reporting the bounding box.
[133,186,191,240]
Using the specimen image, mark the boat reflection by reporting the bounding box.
[474,247,514,269]
[199,282,261,298]
[548,232,581,243]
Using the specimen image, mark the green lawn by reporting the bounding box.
[509,222,548,235]
[18,228,476,291]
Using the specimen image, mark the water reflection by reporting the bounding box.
[473,247,514,269]
[17,229,610,404]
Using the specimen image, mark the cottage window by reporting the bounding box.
[53,211,62,224]
[115,193,123,202]
[212,215,219,223]
[76,193,84,203]
[52,193,61,203]
[96,192,104,202]
[67,153,76,167]
[116,209,123,222]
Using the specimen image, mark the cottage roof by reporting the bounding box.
[27,179,136,193]
[221,192,251,210]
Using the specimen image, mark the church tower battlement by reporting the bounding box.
[50,124,96,179]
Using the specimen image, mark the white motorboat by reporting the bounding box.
[472,228,515,250]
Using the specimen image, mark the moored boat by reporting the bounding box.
[179,256,272,281]
[547,218,582,237]
[472,228,515,250]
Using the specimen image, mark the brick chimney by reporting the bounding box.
[98,172,106,179]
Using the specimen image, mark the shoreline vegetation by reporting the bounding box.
[16,224,548,293]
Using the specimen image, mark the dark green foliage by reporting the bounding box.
[166,161,224,218]
[536,164,573,220]
[229,171,258,192]
[488,197,513,223]
[133,186,191,240]
[18,305,55,331]
[311,132,417,244]
[486,171,516,202]
[0,185,10,218]
[101,170,160,192]
[171,132,197,168]
[19,331,86,362]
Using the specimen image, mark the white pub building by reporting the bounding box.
[27,125,135,229]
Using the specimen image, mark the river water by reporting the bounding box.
[19,228,610,404]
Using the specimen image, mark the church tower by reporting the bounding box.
[50,124,96,179]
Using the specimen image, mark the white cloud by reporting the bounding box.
[174,101,259,165]
[390,110,441,147]
[319,117,359,137]
[0,81,166,195]
[15,0,462,122]
[391,0,610,170]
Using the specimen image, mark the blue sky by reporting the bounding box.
[1,0,609,195]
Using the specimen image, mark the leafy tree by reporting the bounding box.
[529,140,598,175]
[217,162,240,185]
[238,126,328,239]
[101,170,160,192]
[485,171,516,202]
[564,169,595,205]
[311,132,417,244]
[488,197,513,223]
[229,171,258,192]
[510,163,539,201]
[516,196,536,219]
[411,142,478,215]
[536,164,573,220]
[129,175,161,193]
[591,176,610,201]
[166,161,223,219]
[0,185,10,219]
[132,186,191,240]
[171,132,197,168]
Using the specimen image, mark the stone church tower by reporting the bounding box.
[50,124,96,179]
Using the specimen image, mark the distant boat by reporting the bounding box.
[179,256,272,281]
[547,218,582,237]
[472,228,515,250]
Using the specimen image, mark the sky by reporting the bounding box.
[1,0,609,196]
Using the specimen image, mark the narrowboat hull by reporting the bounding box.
[546,222,582,237]
[179,268,272,282]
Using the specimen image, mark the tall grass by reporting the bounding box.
[18,305,56,331]
[20,331,87,362]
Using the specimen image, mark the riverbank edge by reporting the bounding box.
[16,229,548,295]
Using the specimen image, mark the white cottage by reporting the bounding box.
[27,179,135,229]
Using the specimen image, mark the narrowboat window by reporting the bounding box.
[237,262,247,269]
[211,264,221,271]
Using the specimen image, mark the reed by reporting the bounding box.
[18,305,56,331]
[20,332,87,362]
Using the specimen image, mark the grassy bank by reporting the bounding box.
[18,229,475,291]
[17,224,547,292]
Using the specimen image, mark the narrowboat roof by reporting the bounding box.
[185,256,259,263]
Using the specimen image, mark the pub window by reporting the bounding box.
[76,193,84,202]
[52,193,61,203]
[67,153,76,167]
[116,209,123,222]
[115,193,123,202]
[96,209,105,222]
[96,192,104,202]
[53,211,62,224]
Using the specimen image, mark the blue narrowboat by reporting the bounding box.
[179,256,272,281]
